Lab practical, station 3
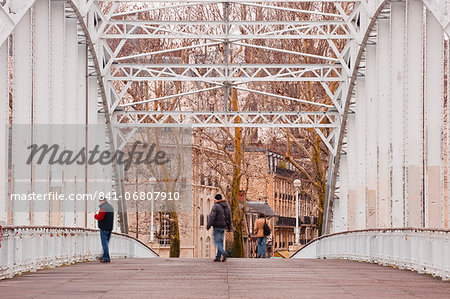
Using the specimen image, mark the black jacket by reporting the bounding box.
[207,200,231,231]
[97,201,114,231]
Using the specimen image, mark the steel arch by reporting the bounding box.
[324,0,450,234]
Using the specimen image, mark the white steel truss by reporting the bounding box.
[89,0,361,130]
[112,110,339,154]
[0,0,36,44]
[108,64,345,82]
[87,0,358,201]
[113,110,338,128]
[97,0,359,3]
[3,0,450,235]
[325,0,450,236]
[102,21,354,40]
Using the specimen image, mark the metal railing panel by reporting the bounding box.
[291,228,450,280]
[0,226,157,279]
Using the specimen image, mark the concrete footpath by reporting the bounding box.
[0,258,449,298]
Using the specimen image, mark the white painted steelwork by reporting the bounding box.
[0,226,158,280]
[365,44,377,229]
[375,18,391,229]
[1,0,450,247]
[292,228,450,281]
[114,110,338,128]
[102,20,354,40]
[354,77,366,229]
[424,9,445,228]
[346,114,357,231]
[32,0,51,226]
[92,0,359,166]
[12,9,32,226]
[108,64,345,83]
[0,41,7,226]
[405,0,424,228]
[390,1,406,228]
[325,0,450,235]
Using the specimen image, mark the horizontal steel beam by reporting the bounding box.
[102,21,354,40]
[107,21,348,26]
[108,64,344,82]
[112,111,338,128]
[99,0,359,3]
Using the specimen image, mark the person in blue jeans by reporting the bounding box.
[94,197,114,263]
[254,213,269,258]
[207,194,232,262]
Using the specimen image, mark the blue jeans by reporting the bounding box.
[213,228,225,259]
[257,237,267,258]
[100,230,112,262]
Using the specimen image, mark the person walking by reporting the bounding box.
[207,194,232,262]
[253,213,270,258]
[94,197,114,263]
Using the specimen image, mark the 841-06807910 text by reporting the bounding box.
[9,191,180,201]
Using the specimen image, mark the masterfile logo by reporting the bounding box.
[26,141,170,171]
[9,124,193,213]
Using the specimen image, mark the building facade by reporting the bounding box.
[126,141,318,257]
[244,149,319,254]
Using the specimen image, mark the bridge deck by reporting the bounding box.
[0,258,448,298]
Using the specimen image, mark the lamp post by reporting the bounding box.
[294,179,301,245]
[135,169,139,239]
[149,177,157,242]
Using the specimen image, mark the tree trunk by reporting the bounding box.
[169,211,180,257]
[231,167,244,257]
[312,134,326,235]
[231,89,244,257]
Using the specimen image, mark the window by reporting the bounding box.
[206,237,211,258]
[200,237,203,257]
[180,177,186,189]
[159,213,171,246]
[200,198,204,226]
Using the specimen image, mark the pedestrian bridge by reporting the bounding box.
[1,226,448,282]
[1,0,450,293]
[1,258,449,298]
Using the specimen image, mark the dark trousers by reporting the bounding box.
[100,230,112,262]
[213,228,225,259]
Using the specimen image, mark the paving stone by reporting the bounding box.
[0,258,449,298]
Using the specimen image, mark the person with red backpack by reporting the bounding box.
[253,213,271,258]
[94,197,114,263]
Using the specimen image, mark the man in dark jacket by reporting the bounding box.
[94,197,114,263]
[207,194,231,262]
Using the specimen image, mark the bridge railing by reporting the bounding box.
[0,226,158,279]
[291,228,449,281]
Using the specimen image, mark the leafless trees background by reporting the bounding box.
[104,1,351,256]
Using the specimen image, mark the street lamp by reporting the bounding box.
[149,177,157,242]
[293,179,301,245]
